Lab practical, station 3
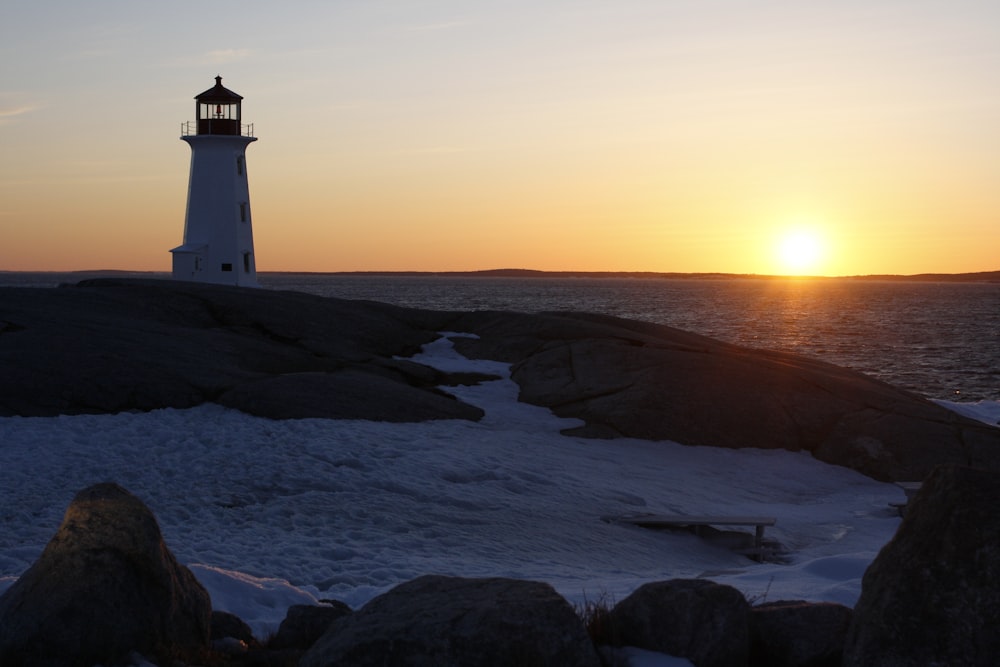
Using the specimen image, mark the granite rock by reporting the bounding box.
[843,465,1000,666]
[607,578,750,667]
[3,280,998,482]
[451,310,1000,481]
[300,575,601,667]
[0,482,212,666]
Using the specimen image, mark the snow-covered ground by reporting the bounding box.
[2,333,997,664]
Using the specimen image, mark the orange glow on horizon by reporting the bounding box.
[1,3,998,277]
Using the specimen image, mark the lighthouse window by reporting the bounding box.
[239,202,248,222]
[243,253,251,272]
[221,263,233,272]
[236,156,244,175]
[201,103,235,120]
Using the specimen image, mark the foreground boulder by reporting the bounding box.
[301,575,601,667]
[270,601,353,650]
[211,610,256,646]
[750,600,852,667]
[607,578,750,667]
[0,482,211,666]
[843,465,1000,666]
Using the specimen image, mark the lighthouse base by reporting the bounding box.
[170,244,259,288]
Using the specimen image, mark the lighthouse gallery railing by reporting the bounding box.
[180,121,255,138]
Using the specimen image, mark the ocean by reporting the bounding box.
[3,271,998,402]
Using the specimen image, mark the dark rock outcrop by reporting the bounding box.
[451,310,1000,480]
[269,601,353,650]
[2,279,998,481]
[300,575,601,667]
[750,600,852,667]
[0,279,477,422]
[843,465,1000,666]
[607,578,750,667]
[217,368,484,421]
[0,482,212,666]
[212,609,258,646]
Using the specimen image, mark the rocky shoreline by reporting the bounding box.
[2,467,998,666]
[2,280,1000,664]
[2,278,999,481]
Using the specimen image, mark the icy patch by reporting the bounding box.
[189,564,321,639]
[935,398,1000,427]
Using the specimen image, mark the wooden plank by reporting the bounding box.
[612,515,776,528]
[603,513,777,562]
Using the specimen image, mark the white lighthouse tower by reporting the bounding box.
[171,76,259,286]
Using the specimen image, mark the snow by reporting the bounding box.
[2,333,998,664]
[933,398,1000,427]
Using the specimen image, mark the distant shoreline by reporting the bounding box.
[3,268,1000,283]
[266,268,1000,283]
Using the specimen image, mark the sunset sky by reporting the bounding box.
[1,1,998,276]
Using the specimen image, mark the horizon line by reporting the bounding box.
[4,268,1000,282]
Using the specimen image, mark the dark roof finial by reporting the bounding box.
[194,75,243,102]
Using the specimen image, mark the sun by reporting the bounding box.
[775,229,826,275]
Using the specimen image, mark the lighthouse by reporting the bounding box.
[171,76,259,286]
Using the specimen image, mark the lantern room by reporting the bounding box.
[194,75,243,135]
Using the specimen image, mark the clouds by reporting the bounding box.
[162,49,255,69]
[0,99,38,126]
[399,20,474,33]
[205,49,253,64]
